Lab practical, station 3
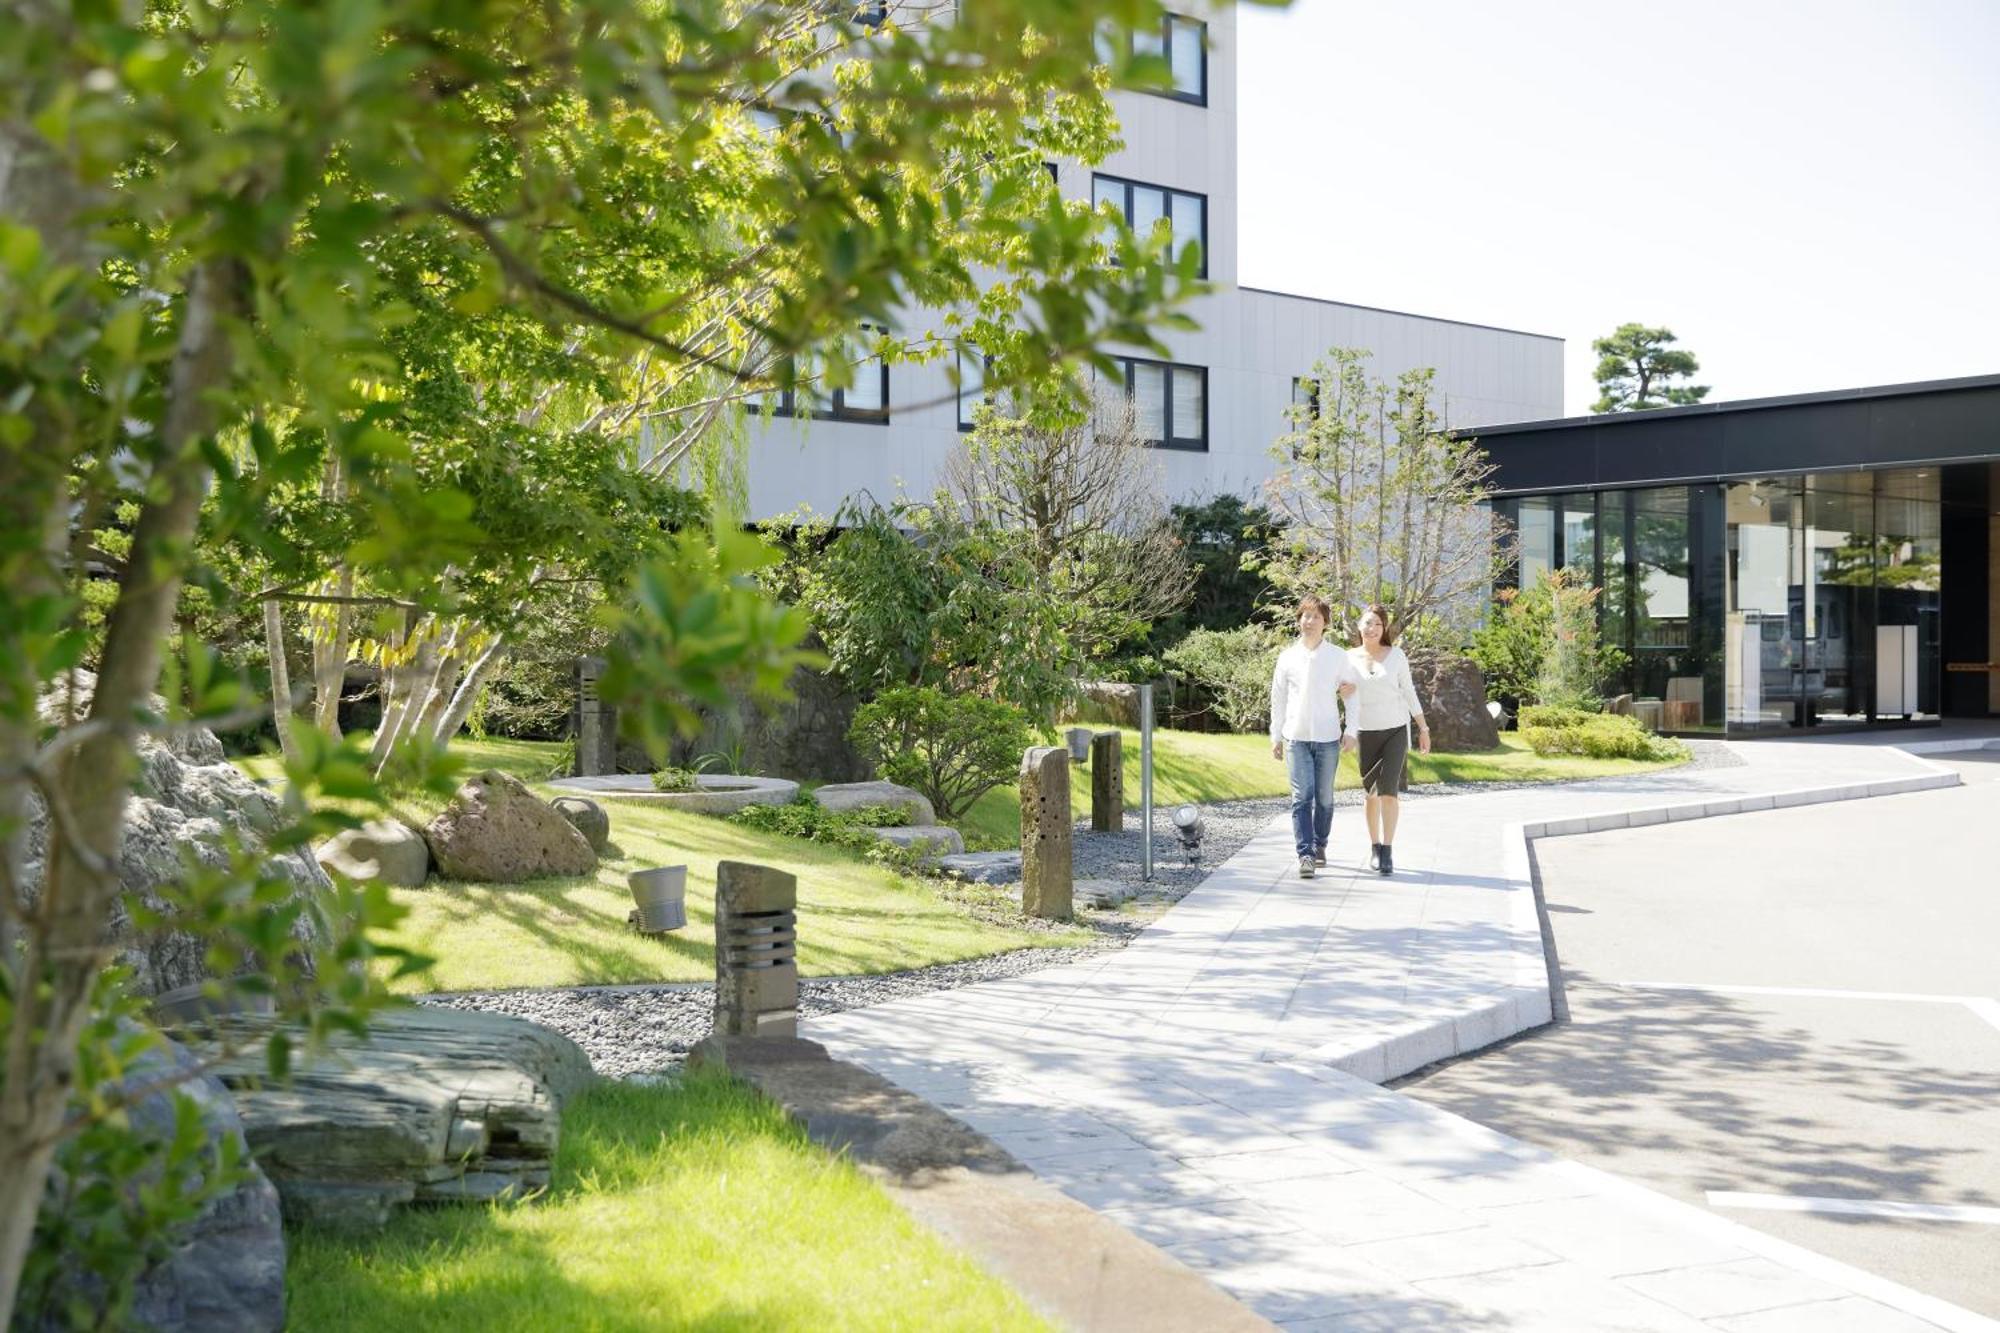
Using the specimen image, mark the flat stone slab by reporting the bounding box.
[938,850,1022,884]
[547,773,798,815]
[1074,877,1133,909]
[812,780,936,827]
[869,824,965,857]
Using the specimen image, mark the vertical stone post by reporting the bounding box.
[573,655,616,777]
[713,861,799,1038]
[1019,747,1073,919]
[1089,731,1123,833]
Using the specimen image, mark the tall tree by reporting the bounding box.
[1591,322,1710,412]
[1260,348,1506,648]
[0,0,1213,1316]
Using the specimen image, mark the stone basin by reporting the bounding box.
[546,773,799,816]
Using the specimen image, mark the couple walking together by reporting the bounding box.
[1269,596,1430,878]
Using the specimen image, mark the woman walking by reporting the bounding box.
[1346,605,1429,875]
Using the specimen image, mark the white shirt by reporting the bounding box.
[1269,639,1362,744]
[1345,644,1426,732]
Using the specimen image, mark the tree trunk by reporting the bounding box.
[264,598,300,764]
[432,634,509,744]
[0,254,243,1322]
[312,567,354,736]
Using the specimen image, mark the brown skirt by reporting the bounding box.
[1358,725,1410,796]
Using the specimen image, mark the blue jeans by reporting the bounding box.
[1286,739,1339,859]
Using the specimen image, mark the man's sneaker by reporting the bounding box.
[1298,855,1316,879]
[1313,848,1327,866]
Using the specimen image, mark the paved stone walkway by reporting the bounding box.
[810,739,1999,1331]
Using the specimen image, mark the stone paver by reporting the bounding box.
[809,740,1995,1331]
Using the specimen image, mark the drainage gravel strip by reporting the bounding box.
[425,742,1737,1079]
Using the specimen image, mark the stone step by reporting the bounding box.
[937,850,1023,884]
[868,824,966,857]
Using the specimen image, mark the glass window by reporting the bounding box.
[1099,356,1207,451]
[1092,174,1207,277]
[1132,362,1166,441]
[1558,492,1596,579]
[1166,15,1206,101]
[758,326,889,423]
[1516,497,1554,590]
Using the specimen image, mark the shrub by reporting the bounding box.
[848,686,1031,822]
[650,767,699,793]
[1470,569,1628,708]
[1520,712,1689,762]
[1163,623,1286,733]
[729,798,923,872]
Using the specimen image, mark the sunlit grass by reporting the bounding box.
[956,729,1689,850]
[287,1074,1049,1332]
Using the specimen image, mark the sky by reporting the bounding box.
[1235,0,2000,416]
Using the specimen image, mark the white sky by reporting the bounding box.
[1236,0,2000,418]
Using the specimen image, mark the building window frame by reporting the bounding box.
[1122,12,1208,106]
[1102,354,1207,452]
[1092,173,1208,278]
[956,345,994,432]
[760,326,891,425]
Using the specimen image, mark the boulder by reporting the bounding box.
[29,1028,285,1333]
[811,780,936,827]
[1072,681,1142,728]
[550,796,611,853]
[423,770,597,883]
[1408,653,1501,753]
[186,1007,594,1229]
[867,824,966,858]
[22,672,328,999]
[315,819,430,887]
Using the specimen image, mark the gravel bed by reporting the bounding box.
[428,742,1740,1080]
[420,945,1108,1080]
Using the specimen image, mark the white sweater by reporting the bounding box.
[1268,640,1362,744]
[1345,644,1425,732]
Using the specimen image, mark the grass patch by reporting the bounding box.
[377,793,1087,993]
[957,728,1689,849]
[287,1073,1049,1332]
[233,737,1087,993]
[233,734,567,789]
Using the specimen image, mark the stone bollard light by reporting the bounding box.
[1019,746,1073,919]
[713,861,799,1038]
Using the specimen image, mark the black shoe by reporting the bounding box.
[1378,845,1394,876]
[1369,843,1384,871]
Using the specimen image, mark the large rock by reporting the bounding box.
[423,770,597,883]
[31,1028,285,1332]
[187,1007,594,1229]
[550,796,611,853]
[22,672,328,999]
[1409,652,1502,753]
[315,819,430,887]
[811,780,936,827]
[1071,681,1142,728]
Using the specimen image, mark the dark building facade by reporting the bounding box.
[1470,375,2000,734]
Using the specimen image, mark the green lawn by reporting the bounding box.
[236,737,1088,994]
[956,728,1689,849]
[287,1073,1049,1332]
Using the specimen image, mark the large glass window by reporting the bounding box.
[1123,13,1206,103]
[1097,356,1206,450]
[1093,174,1207,277]
[759,327,890,424]
[956,345,990,430]
[1632,487,1694,708]
[1516,497,1554,589]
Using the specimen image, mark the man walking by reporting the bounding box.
[1270,595,1361,878]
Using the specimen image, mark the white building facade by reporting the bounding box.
[741,6,1565,520]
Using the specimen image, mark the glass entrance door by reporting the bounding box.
[1725,481,1799,729]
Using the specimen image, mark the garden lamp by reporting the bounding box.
[1171,803,1205,866]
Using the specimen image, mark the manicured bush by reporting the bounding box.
[1163,623,1286,733]
[848,687,1031,822]
[1521,712,1689,762]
